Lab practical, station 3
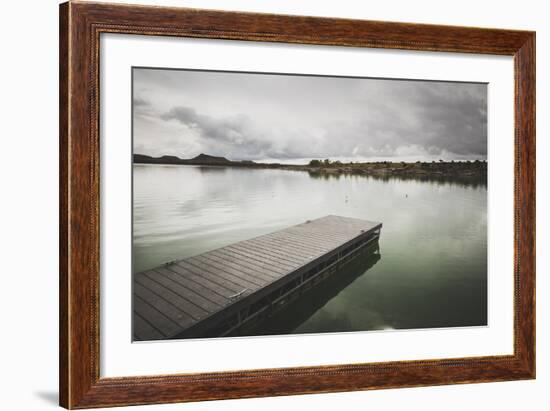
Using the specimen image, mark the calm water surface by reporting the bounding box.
[133,164,487,335]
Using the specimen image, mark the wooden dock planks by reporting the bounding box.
[134,215,382,340]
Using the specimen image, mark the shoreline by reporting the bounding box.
[134,154,487,181]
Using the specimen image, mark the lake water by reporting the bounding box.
[133,164,487,335]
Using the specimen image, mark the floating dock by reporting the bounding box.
[133,215,382,340]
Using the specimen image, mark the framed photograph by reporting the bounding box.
[59,1,535,408]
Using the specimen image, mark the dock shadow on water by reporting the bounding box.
[223,242,382,338]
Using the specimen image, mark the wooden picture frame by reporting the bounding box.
[59,1,535,408]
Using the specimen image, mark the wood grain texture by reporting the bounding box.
[514,34,536,376]
[133,216,381,340]
[59,1,536,408]
[59,2,69,407]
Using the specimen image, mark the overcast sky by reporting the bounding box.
[133,68,487,163]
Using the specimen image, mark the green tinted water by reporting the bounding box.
[133,164,487,334]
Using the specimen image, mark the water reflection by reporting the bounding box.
[196,166,229,174]
[307,169,487,189]
[241,242,382,337]
[133,164,487,333]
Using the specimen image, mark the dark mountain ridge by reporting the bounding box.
[134,153,233,165]
[133,153,486,183]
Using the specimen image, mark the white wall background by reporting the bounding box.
[0,0,546,410]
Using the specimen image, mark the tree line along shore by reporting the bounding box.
[134,153,487,180]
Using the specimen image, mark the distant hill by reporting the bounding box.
[159,155,183,162]
[133,154,186,165]
[187,153,232,165]
[134,153,234,166]
[132,153,486,183]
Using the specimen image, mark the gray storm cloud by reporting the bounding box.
[133,68,487,162]
[160,106,274,159]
